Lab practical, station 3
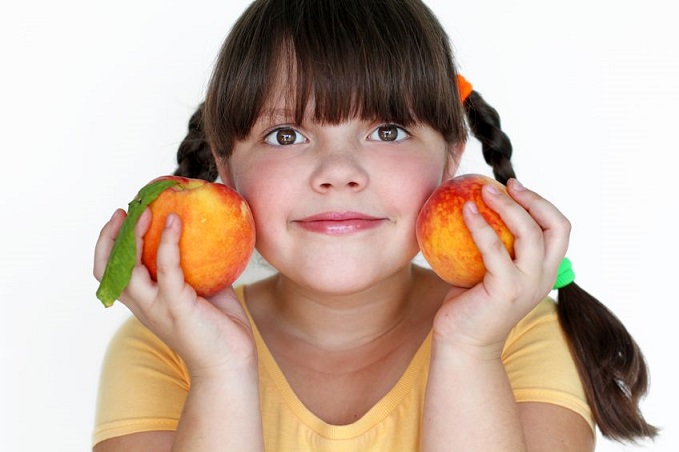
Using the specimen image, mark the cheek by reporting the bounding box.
[382,156,447,206]
[236,182,283,253]
[229,151,282,203]
[230,161,297,230]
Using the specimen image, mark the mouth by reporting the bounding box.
[294,212,387,235]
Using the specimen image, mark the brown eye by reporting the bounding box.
[265,127,305,146]
[369,124,408,142]
[378,125,397,141]
[277,128,296,145]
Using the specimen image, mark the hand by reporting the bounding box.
[93,208,257,377]
[433,178,571,356]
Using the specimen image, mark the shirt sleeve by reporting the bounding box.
[92,315,190,447]
[502,298,595,432]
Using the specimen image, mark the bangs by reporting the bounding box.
[205,0,467,157]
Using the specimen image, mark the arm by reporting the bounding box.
[423,349,594,451]
[91,378,265,452]
[93,209,264,451]
[94,432,175,452]
[520,402,594,451]
[171,368,263,451]
[422,179,578,450]
[423,339,526,450]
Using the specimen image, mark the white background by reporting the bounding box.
[1,1,677,450]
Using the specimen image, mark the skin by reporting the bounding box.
[93,88,593,452]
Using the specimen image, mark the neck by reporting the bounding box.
[255,265,428,351]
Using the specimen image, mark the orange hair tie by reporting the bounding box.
[456,74,473,103]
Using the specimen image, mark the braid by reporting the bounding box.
[557,283,659,440]
[174,103,219,182]
[462,91,515,185]
[460,86,658,441]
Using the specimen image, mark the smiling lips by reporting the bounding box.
[295,212,386,235]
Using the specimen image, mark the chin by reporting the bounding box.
[259,233,420,295]
[299,257,417,298]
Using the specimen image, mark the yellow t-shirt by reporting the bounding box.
[92,286,594,450]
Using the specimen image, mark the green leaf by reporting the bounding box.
[96,178,180,307]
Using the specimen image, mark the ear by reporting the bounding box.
[443,142,465,180]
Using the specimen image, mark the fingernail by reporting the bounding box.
[465,201,479,214]
[165,214,175,228]
[485,183,501,195]
[109,209,119,222]
[511,178,525,191]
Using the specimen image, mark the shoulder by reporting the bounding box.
[502,296,568,373]
[515,296,559,327]
[101,315,190,386]
[505,297,564,351]
[104,315,185,369]
[93,316,190,447]
[503,297,595,433]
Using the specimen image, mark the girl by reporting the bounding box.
[93,0,656,450]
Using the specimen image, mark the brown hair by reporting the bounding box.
[201,0,467,161]
[460,90,658,441]
[174,0,658,442]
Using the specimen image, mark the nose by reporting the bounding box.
[310,144,369,193]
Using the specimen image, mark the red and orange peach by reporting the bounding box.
[416,174,515,287]
[141,176,256,297]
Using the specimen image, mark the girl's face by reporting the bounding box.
[221,96,461,295]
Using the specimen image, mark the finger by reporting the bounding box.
[506,179,571,272]
[155,213,192,303]
[120,213,186,316]
[462,199,515,284]
[116,207,157,306]
[120,261,157,306]
[93,209,125,281]
[481,182,545,279]
[120,208,158,310]
[134,208,153,264]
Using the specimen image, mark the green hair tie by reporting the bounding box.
[553,257,575,290]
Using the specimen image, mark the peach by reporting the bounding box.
[141,176,256,297]
[416,174,514,287]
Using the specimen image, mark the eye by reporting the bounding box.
[264,127,306,146]
[368,124,409,142]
